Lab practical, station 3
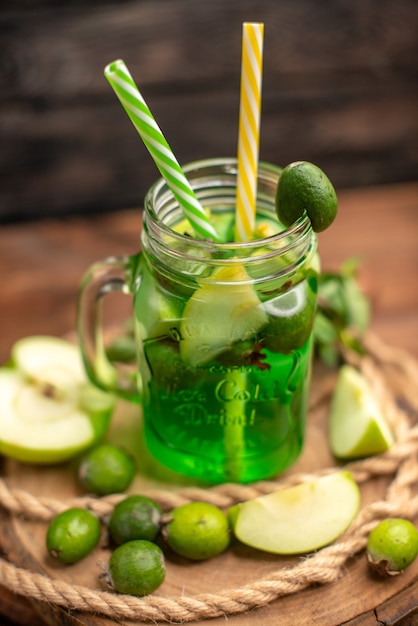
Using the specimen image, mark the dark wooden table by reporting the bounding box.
[0,181,417,625]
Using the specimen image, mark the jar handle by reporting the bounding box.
[77,255,139,402]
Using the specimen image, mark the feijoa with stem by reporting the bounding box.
[367,518,418,576]
[46,507,101,564]
[78,443,136,496]
[104,539,166,596]
[276,161,338,232]
[109,495,162,545]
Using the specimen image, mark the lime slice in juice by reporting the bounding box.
[262,280,317,353]
[329,364,394,459]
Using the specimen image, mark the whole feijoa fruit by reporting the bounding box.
[367,517,418,576]
[276,161,338,232]
[106,539,166,596]
[46,507,101,564]
[109,495,162,545]
[165,501,230,560]
[78,443,136,496]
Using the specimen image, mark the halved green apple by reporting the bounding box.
[229,471,360,554]
[179,264,268,367]
[0,336,115,464]
[329,365,394,459]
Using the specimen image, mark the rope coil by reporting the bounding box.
[0,332,416,623]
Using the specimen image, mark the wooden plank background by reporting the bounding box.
[0,0,417,222]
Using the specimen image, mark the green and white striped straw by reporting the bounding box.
[104,59,221,242]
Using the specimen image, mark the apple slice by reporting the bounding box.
[229,472,360,554]
[0,336,115,464]
[179,265,268,367]
[329,365,394,459]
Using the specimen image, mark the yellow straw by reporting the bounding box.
[235,22,264,242]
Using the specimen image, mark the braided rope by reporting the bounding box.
[0,427,417,522]
[0,333,416,623]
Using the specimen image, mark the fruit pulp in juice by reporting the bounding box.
[136,210,318,484]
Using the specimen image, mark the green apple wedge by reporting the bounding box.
[329,365,394,459]
[179,264,268,368]
[229,472,360,554]
[0,336,115,464]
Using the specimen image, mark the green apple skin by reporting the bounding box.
[0,336,115,464]
[229,471,360,555]
[329,365,394,459]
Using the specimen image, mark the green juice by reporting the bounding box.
[142,337,313,484]
[134,208,318,484]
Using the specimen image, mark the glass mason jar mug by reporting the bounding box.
[78,158,319,484]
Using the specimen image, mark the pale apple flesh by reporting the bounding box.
[0,336,114,464]
[179,265,268,367]
[329,365,394,459]
[229,472,360,554]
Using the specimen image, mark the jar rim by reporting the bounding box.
[143,157,313,256]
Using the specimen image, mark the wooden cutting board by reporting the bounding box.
[0,341,417,626]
